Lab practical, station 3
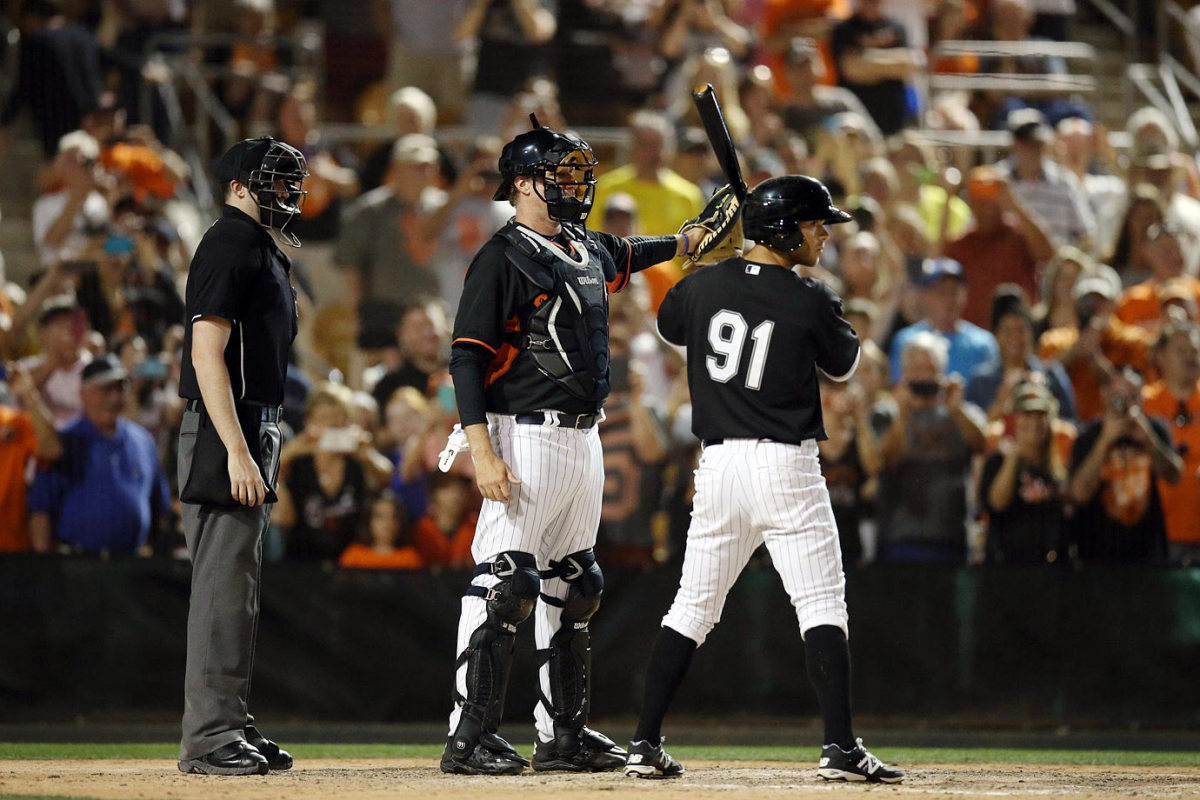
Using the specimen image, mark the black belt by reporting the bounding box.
[515,411,598,429]
[186,398,282,423]
[703,438,724,447]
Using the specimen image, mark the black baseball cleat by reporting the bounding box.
[623,738,684,779]
[817,738,905,783]
[178,741,269,776]
[532,727,627,772]
[440,732,529,776]
[245,725,293,771]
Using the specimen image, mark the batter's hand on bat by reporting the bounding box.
[474,450,521,503]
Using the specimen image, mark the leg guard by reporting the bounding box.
[540,549,603,744]
[449,552,540,760]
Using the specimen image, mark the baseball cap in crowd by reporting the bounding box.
[37,295,81,327]
[81,354,128,387]
[678,127,710,156]
[392,134,440,165]
[1007,108,1053,144]
[1012,382,1058,415]
[1071,269,1120,301]
[921,257,965,286]
[214,138,275,185]
[603,192,638,218]
[1131,141,1173,171]
[785,37,819,66]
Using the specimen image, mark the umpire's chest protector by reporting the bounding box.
[500,222,616,404]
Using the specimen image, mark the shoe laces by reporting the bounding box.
[854,738,884,774]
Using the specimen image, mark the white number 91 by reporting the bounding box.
[705,310,774,391]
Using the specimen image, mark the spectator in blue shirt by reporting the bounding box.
[29,355,169,555]
[890,258,1000,383]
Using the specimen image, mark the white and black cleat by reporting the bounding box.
[817,738,904,783]
[624,738,684,779]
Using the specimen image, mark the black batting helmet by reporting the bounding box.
[216,137,309,247]
[742,175,852,252]
[494,114,597,223]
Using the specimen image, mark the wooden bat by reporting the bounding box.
[692,83,747,202]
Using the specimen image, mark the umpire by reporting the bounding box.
[177,137,307,775]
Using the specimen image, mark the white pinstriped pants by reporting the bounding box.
[447,413,606,743]
[662,438,849,646]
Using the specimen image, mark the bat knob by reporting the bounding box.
[692,83,715,96]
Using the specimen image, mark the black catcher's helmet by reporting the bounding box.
[742,175,852,253]
[493,114,597,223]
[216,137,309,247]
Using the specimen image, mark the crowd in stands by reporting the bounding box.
[1,0,1200,569]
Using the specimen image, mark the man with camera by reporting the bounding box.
[1067,367,1180,564]
[878,330,987,563]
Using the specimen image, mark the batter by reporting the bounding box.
[623,175,904,784]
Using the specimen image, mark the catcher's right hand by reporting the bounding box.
[680,183,743,267]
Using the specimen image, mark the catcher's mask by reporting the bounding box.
[742,174,851,253]
[216,137,309,247]
[494,114,597,223]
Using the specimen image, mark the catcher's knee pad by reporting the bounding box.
[453,552,539,750]
[540,549,604,740]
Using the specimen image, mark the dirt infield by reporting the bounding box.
[4,759,1200,800]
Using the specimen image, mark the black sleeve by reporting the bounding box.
[978,452,1005,514]
[450,345,491,427]
[450,239,515,427]
[656,277,689,346]
[812,280,860,380]
[184,226,256,322]
[1070,422,1099,471]
[591,231,677,286]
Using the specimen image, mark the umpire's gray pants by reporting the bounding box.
[178,409,281,761]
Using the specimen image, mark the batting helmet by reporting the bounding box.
[742,175,852,252]
[216,137,309,247]
[494,114,598,223]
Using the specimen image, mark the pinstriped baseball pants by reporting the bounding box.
[662,438,849,646]
[447,413,605,743]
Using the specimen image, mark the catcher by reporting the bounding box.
[439,116,727,775]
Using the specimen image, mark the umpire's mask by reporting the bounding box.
[217,137,309,247]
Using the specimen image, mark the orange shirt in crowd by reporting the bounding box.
[411,512,477,568]
[1142,380,1200,544]
[101,144,176,201]
[1039,321,1151,420]
[1116,277,1200,331]
[338,544,424,569]
[0,407,37,552]
[761,0,848,98]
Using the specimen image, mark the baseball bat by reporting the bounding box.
[692,83,747,202]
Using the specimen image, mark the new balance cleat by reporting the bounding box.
[624,738,684,779]
[818,738,904,783]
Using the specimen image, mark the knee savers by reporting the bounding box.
[455,552,540,745]
[542,549,604,737]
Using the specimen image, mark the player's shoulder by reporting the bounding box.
[463,234,512,276]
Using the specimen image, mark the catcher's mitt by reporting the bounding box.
[680,183,743,267]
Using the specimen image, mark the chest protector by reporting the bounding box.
[499,221,617,404]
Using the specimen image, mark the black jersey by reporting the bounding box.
[658,258,859,444]
[179,206,298,406]
[451,222,677,424]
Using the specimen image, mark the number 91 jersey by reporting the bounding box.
[657,257,860,444]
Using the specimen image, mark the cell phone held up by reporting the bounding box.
[318,427,360,454]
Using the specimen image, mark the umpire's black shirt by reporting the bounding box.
[179,205,298,405]
[658,257,860,444]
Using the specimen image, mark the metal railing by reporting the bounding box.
[927,39,1099,98]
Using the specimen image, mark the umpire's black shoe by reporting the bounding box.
[178,741,269,776]
[532,727,627,772]
[624,738,684,779]
[245,725,293,771]
[817,738,904,783]
[440,732,528,776]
